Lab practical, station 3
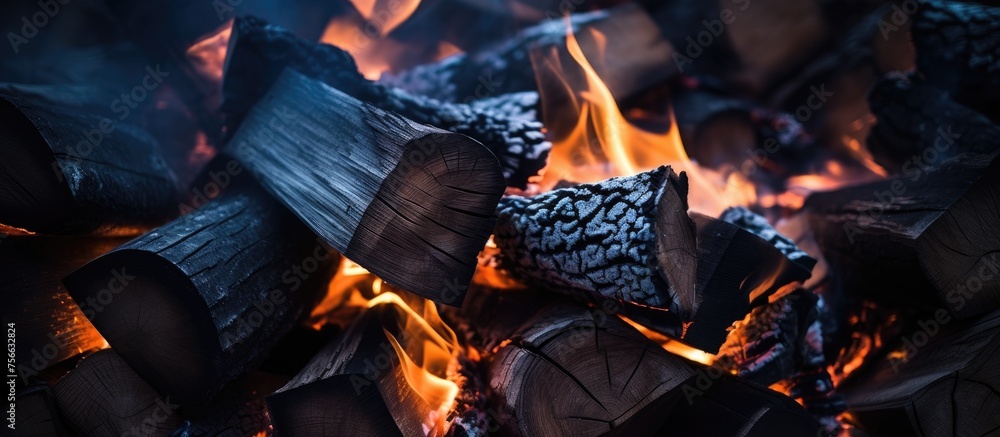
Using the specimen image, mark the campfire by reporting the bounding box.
[4,0,999,436]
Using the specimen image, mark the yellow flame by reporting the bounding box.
[369,292,459,435]
[533,25,754,216]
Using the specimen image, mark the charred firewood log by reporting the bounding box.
[222,16,549,189]
[63,184,337,404]
[224,69,505,305]
[0,85,180,234]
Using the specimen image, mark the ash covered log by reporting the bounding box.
[805,153,1000,318]
[380,4,675,104]
[664,375,822,436]
[866,75,1000,172]
[267,295,459,437]
[52,349,182,437]
[63,184,336,404]
[1,235,126,380]
[492,166,698,335]
[222,16,548,188]
[0,85,180,234]
[836,308,1000,436]
[489,302,697,436]
[913,0,1000,121]
[226,70,504,306]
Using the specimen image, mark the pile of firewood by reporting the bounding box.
[4,0,999,436]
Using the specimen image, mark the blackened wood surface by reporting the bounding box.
[913,0,1000,121]
[225,70,504,305]
[866,76,1000,172]
[380,4,675,104]
[63,185,335,404]
[222,16,549,188]
[52,349,182,437]
[0,85,180,234]
[492,167,697,334]
[12,384,71,437]
[837,309,1000,436]
[664,375,821,436]
[489,302,696,436]
[805,153,1000,319]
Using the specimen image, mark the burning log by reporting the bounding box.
[682,214,813,351]
[222,16,549,188]
[837,308,1000,436]
[12,384,71,437]
[664,375,822,436]
[492,169,812,351]
[1,235,126,378]
[719,206,816,271]
[492,166,698,335]
[913,0,1000,121]
[866,75,1000,172]
[489,302,697,436]
[0,85,180,234]
[52,349,182,437]
[805,153,1000,319]
[63,184,337,404]
[379,4,675,104]
[225,69,504,305]
[266,294,459,437]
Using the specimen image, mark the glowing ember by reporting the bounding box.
[622,316,716,365]
[532,25,755,216]
[185,19,233,88]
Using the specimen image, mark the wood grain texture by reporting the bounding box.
[379,4,675,104]
[222,16,549,188]
[52,349,182,437]
[837,309,1000,436]
[225,69,504,305]
[63,184,336,404]
[0,85,180,234]
[806,153,1000,319]
[12,384,71,437]
[489,302,697,436]
[913,0,1000,121]
[492,167,698,335]
[866,75,1000,172]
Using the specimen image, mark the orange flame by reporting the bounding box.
[185,19,233,88]
[621,316,716,365]
[532,25,755,216]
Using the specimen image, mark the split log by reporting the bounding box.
[492,166,698,335]
[222,16,549,188]
[489,302,697,436]
[913,0,1000,121]
[379,4,675,104]
[1,235,126,380]
[225,69,503,305]
[682,214,812,351]
[719,206,816,271]
[866,75,1000,172]
[837,308,1000,436]
[0,84,180,234]
[664,375,822,436]
[266,295,459,437]
[63,184,337,404]
[805,153,1000,318]
[52,349,182,437]
[12,384,71,437]
[492,169,811,351]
